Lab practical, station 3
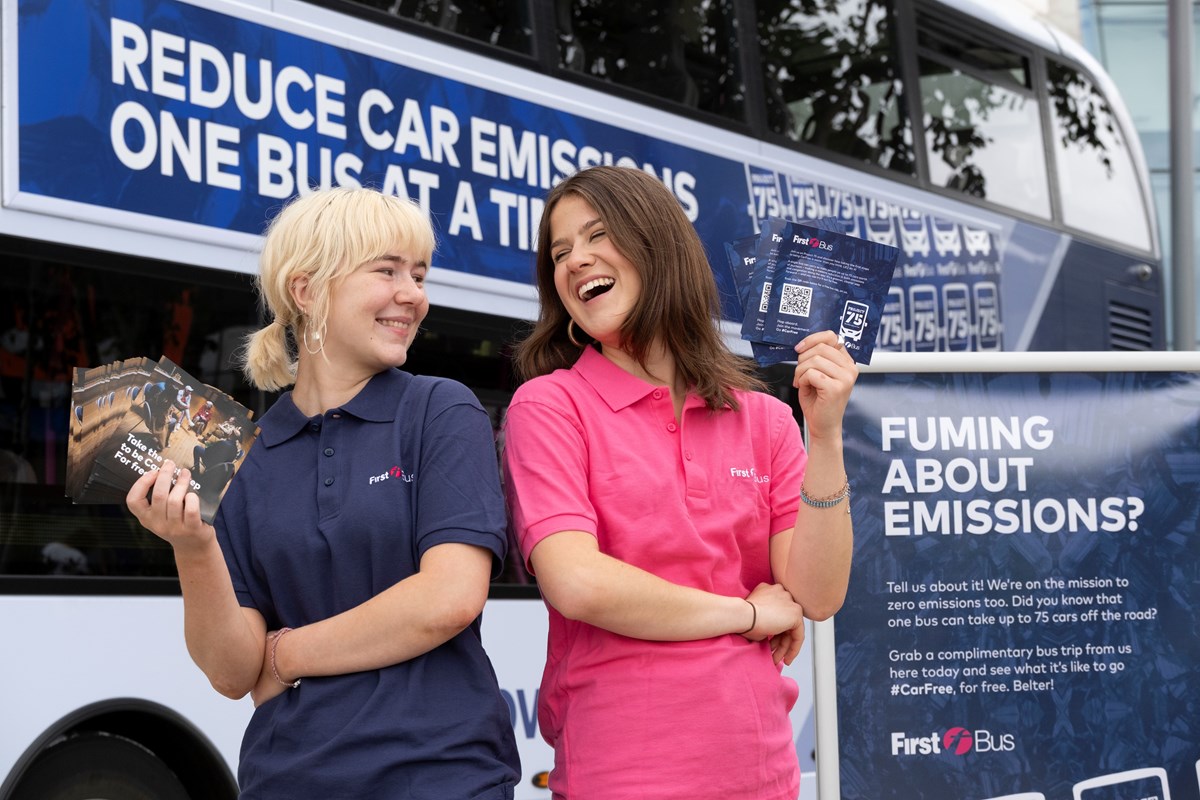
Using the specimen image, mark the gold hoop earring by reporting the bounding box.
[567,319,585,348]
[302,320,325,355]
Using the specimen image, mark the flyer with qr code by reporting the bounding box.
[726,217,900,366]
[726,229,793,367]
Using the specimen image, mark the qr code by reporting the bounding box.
[779,283,813,317]
[758,281,773,314]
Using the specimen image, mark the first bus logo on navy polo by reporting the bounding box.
[369,466,414,485]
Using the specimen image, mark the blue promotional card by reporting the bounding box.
[737,217,789,347]
[727,217,896,366]
[759,221,900,364]
[725,232,792,366]
[724,234,757,314]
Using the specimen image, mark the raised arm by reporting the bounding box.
[126,463,266,699]
[774,330,857,620]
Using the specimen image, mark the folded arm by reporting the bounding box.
[531,530,801,653]
[265,541,493,694]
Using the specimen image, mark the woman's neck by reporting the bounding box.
[600,341,688,419]
[291,360,376,417]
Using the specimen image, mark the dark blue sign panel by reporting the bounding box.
[837,369,1200,799]
[17,0,746,286]
[17,0,1005,349]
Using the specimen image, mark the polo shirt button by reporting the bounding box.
[324,477,334,486]
[652,390,662,400]
[323,447,334,456]
[685,451,692,460]
[667,422,677,432]
[309,423,320,432]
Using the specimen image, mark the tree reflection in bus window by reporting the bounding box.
[918,57,1051,218]
[915,17,1051,218]
[756,0,914,174]
[1047,61,1151,252]
[556,0,745,121]
[351,0,534,54]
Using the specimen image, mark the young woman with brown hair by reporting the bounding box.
[503,165,856,800]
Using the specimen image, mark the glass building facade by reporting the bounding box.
[1078,0,1200,345]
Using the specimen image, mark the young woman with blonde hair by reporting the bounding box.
[127,187,520,799]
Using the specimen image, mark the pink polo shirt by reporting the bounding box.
[502,346,806,800]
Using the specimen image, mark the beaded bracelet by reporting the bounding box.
[270,627,301,689]
[800,479,851,513]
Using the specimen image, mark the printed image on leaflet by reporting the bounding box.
[68,357,158,505]
[91,358,199,489]
[67,364,108,502]
[151,356,259,524]
[123,356,258,524]
[159,356,261,523]
[69,355,259,524]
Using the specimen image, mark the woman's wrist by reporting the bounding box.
[270,627,301,689]
[170,534,223,565]
[800,477,851,512]
[737,598,757,636]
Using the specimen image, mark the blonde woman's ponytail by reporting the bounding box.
[240,319,296,392]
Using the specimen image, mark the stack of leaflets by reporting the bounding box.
[724,216,901,366]
[67,356,259,524]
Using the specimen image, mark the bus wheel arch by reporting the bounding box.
[1,699,237,800]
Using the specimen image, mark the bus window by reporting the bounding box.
[756,0,914,174]
[556,0,745,120]
[1047,61,1152,252]
[0,249,264,579]
[916,17,1051,218]
[347,0,534,54]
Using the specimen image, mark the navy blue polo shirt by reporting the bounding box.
[215,369,520,799]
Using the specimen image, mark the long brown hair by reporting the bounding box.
[512,166,764,410]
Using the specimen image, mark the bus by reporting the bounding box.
[0,0,1162,797]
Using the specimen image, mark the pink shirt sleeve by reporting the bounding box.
[502,395,597,573]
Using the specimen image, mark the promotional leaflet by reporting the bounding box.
[727,217,899,365]
[725,231,793,367]
[68,356,258,524]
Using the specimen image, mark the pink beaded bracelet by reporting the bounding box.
[270,627,301,689]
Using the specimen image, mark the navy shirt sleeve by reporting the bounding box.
[212,465,259,613]
[414,379,508,571]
